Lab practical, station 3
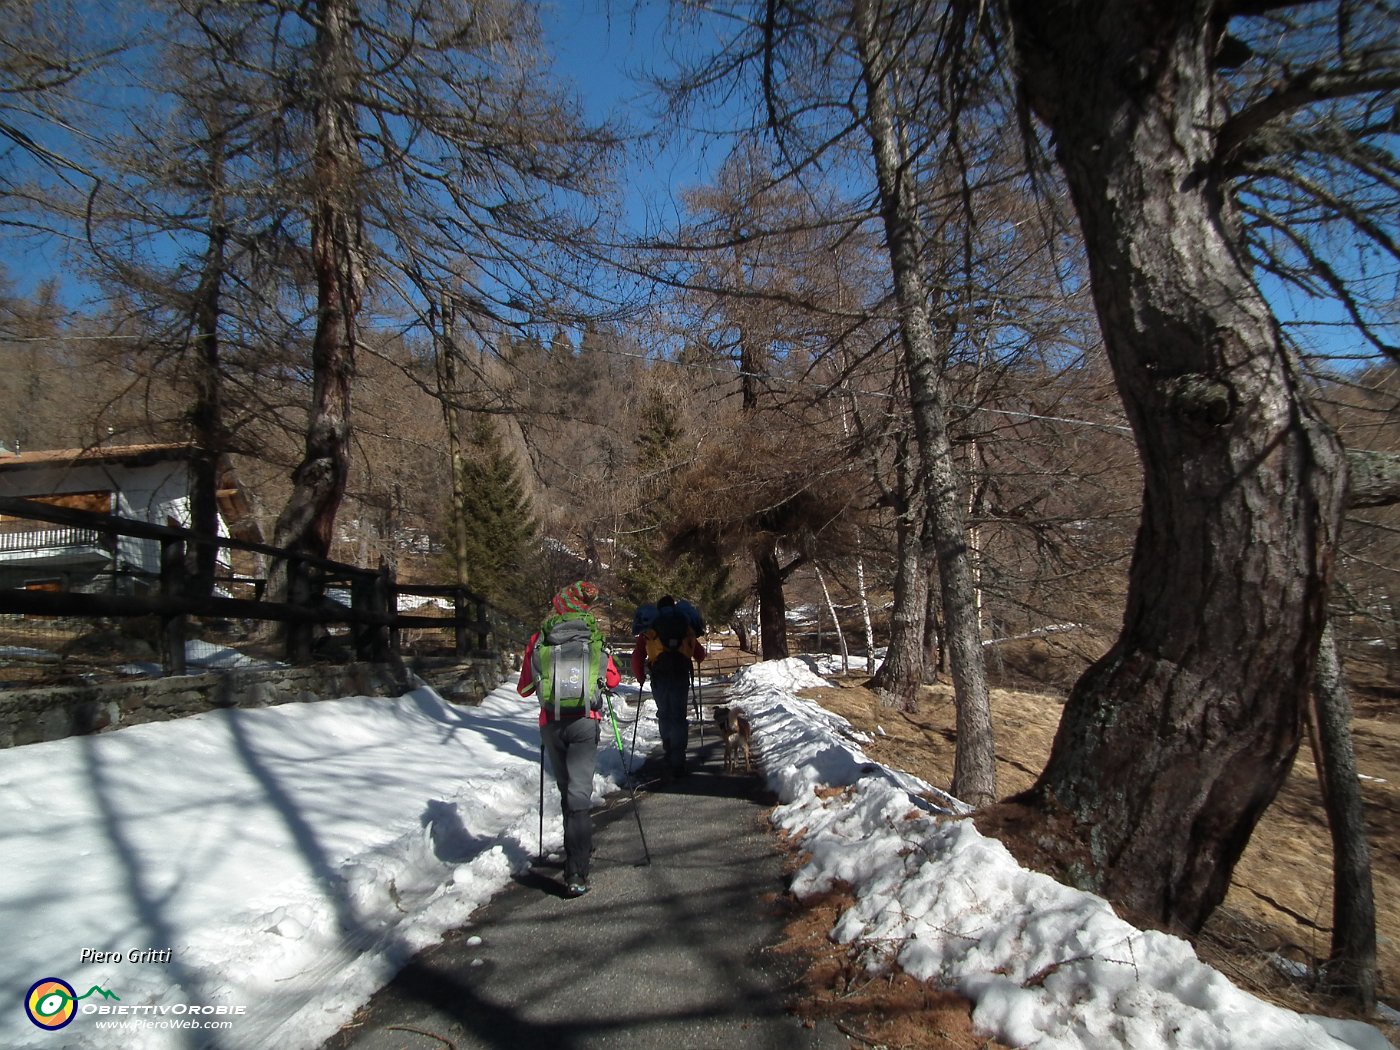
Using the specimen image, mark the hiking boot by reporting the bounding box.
[564,875,590,898]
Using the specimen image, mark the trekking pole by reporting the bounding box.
[693,667,704,753]
[604,690,625,754]
[605,691,651,866]
[629,679,643,777]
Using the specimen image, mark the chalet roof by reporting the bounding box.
[0,442,196,471]
[0,443,263,544]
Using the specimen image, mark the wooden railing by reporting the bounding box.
[0,496,511,677]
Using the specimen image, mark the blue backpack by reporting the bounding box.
[632,600,705,636]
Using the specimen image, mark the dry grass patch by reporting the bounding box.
[773,843,1000,1049]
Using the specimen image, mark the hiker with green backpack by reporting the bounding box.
[516,580,621,897]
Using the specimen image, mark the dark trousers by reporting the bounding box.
[541,715,600,880]
[651,659,691,773]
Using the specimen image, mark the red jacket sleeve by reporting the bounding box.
[516,633,540,696]
[631,636,647,682]
[692,633,705,665]
[605,653,621,690]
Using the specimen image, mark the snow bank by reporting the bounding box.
[734,661,1392,1050]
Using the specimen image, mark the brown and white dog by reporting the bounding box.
[713,705,753,774]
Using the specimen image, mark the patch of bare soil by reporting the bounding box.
[774,880,995,1050]
[774,673,1400,1049]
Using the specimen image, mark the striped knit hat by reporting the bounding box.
[551,580,598,615]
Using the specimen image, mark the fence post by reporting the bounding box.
[351,566,392,663]
[476,595,488,653]
[376,562,394,662]
[386,565,401,658]
[286,556,313,663]
[454,587,468,658]
[351,571,372,661]
[159,536,187,676]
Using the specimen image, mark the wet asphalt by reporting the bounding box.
[319,694,850,1050]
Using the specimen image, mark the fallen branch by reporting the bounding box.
[387,1025,457,1049]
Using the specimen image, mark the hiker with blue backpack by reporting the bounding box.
[517,580,621,897]
[630,595,706,778]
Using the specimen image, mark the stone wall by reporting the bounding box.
[412,652,519,706]
[0,654,514,748]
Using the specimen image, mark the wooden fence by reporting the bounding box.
[0,496,511,677]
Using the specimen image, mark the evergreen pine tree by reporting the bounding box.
[444,416,538,619]
[621,389,740,627]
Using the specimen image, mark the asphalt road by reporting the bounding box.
[319,696,850,1050]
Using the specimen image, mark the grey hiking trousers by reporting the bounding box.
[541,715,600,881]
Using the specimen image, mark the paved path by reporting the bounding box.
[321,692,849,1050]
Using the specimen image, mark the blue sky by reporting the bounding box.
[541,0,735,237]
[1,1,1389,368]
[0,1,719,306]
[549,3,1394,367]
[543,0,666,123]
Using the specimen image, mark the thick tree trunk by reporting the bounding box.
[872,431,926,707]
[731,616,752,654]
[1008,0,1347,931]
[921,578,942,683]
[1306,460,1400,1008]
[271,0,364,574]
[854,0,996,804]
[1310,621,1377,1008]
[873,499,927,710]
[754,537,790,659]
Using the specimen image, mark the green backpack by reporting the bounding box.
[532,611,608,718]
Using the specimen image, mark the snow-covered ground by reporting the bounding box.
[0,656,1392,1049]
[753,661,1395,1050]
